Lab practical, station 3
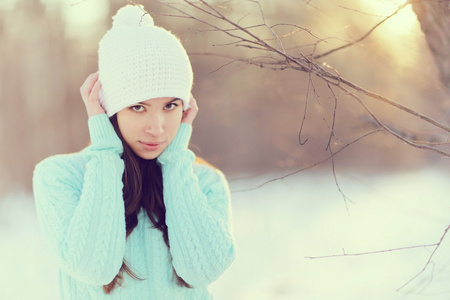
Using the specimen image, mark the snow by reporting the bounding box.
[1,168,450,300]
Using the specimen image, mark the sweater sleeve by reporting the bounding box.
[32,114,126,286]
[157,123,236,286]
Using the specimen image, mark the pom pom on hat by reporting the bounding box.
[112,5,154,27]
[98,4,193,117]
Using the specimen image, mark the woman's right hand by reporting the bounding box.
[80,72,106,118]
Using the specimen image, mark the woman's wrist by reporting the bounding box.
[157,124,192,165]
[166,123,192,152]
[88,114,123,154]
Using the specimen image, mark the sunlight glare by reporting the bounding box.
[363,0,419,37]
[361,0,423,69]
[63,0,109,38]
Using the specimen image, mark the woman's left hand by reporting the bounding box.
[181,94,199,125]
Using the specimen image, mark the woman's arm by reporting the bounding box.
[157,123,236,287]
[33,73,126,286]
[33,114,126,286]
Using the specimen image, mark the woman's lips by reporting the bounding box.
[139,141,162,151]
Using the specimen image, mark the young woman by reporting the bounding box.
[33,5,235,299]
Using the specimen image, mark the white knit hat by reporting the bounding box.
[98,5,193,117]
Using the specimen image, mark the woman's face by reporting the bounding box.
[116,97,183,160]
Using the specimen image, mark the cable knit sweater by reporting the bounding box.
[33,114,236,299]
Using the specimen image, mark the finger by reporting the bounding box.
[89,80,102,102]
[189,94,198,110]
[80,72,99,99]
[80,72,98,91]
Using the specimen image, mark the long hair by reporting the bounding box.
[103,115,191,294]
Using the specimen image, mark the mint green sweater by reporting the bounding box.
[33,114,236,299]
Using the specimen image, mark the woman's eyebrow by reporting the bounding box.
[135,98,181,107]
[165,98,182,104]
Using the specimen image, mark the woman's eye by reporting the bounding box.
[131,105,145,112]
[164,102,178,111]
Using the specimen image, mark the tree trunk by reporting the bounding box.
[411,0,450,93]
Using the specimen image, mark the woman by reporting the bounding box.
[33,5,235,299]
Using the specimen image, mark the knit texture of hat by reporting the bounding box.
[98,5,193,117]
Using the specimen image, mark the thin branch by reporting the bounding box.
[325,84,353,214]
[250,0,286,53]
[326,83,338,151]
[160,0,450,161]
[232,129,382,193]
[192,47,450,136]
[196,23,265,33]
[298,72,312,146]
[326,75,450,133]
[208,60,237,74]
[338,5,387,18]
[397,225,450,292]
[236,11,251,25]
[337,85,450,157]
[191,50,450,156]
[330,146,353,215]
[313,2,409,59]
[70,0,90,5]
[305,243,439,259]
[196,22,320,41]
[270,23,320,40]
[415,139,450,146]
[186,0,307,68]
[155,0,261,49]
[417,262,436,294]
[159,1,450,136]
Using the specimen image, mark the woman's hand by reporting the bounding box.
[181,94,199,125]
[80,72,106,118]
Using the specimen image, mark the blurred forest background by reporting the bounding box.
[0,0,449,197]
[1,1,450,299]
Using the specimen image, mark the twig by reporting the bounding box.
[397,225,450,291]
[190,48,450,136]
[305,243,439,259]
[313,2,409,59]
[159,0,450,137]
[298,72,312,146]
[338,5,387,17]
[232,129,382,193]
[325,83,338,151]
[160,0,450,164]
[337,85,450,157]
[329,146,353,215]
[324,84,354,214]
[250,0,286,53]
[208,60,237,75]
[70,0,90,6]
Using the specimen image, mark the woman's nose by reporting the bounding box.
[144,113,164,136]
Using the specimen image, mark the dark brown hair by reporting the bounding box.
[103,115,191,294]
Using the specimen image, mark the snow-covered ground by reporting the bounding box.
[1,168,450,300]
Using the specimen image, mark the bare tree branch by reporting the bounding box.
[304,225,450,292]
[313,2,409,59]
[329,146,353,215]
[325,83,338,151]
[152,0,450,293]
[191,55,450,136]
[160,1,450,137]
[232,129,382,193]
[162,0,450,191]
[338,85,450,157]
[250,0,285,53]
[298,73,312,146]
[397,225,450,292]
[305,243,439,259]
